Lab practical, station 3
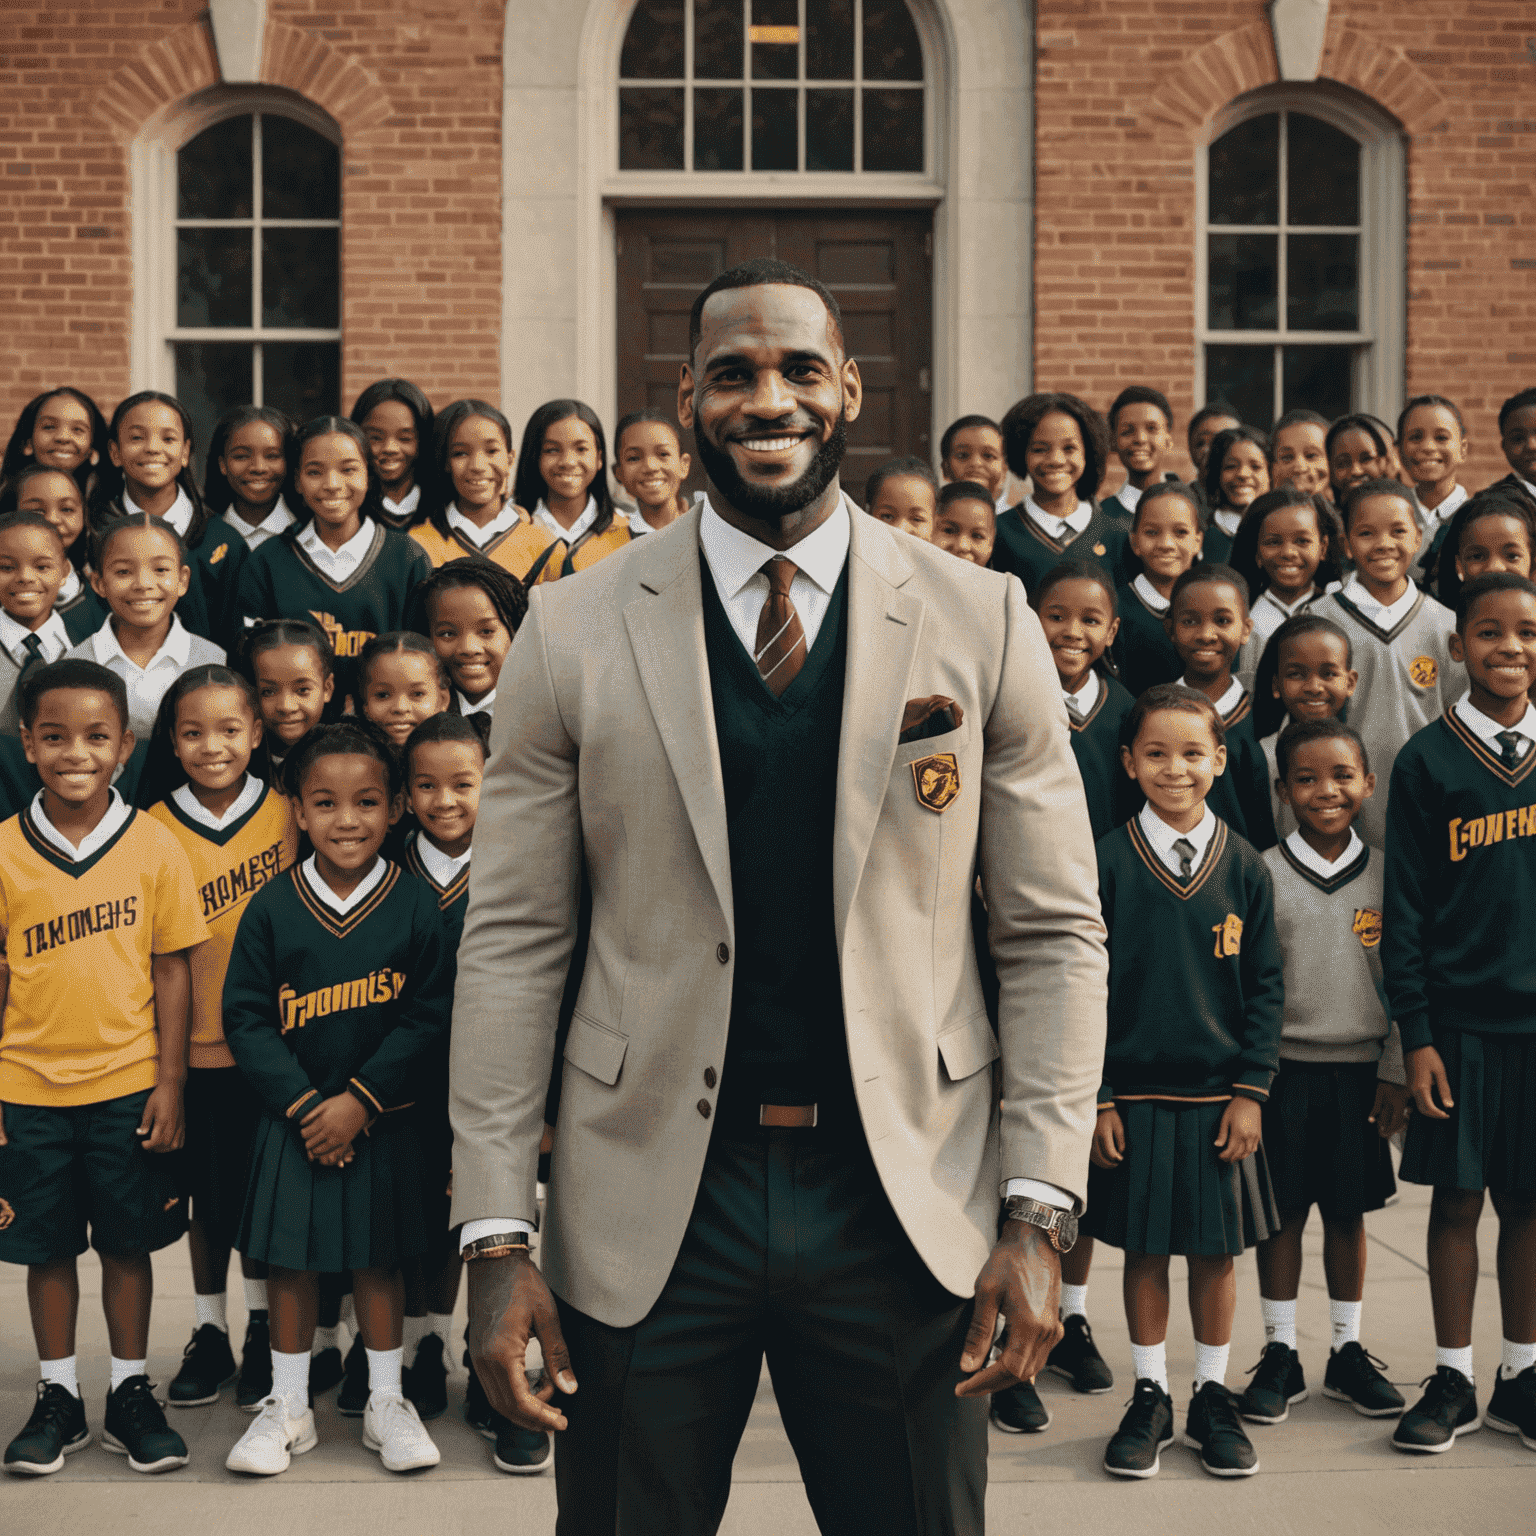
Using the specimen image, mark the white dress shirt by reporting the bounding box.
[1179,675,1244,718]
[1132,572,1170,613]
[1022,496,1093,543]
[1284,827,1364,879]
[1062,670,1101,719]
[1454,693,1536,758]
[222,496,296,551]
[1413,482,1467,537]
[296,519,375,583]
[382,485,421,522]
[58,567,83,605]
[30,787,132,860]
[448,501,520,548]
[531,496,599,544]
[301,853,388,915]
[456,687,495,718]
[415,836,471,890]
[1114,482,1144,515]
[1341,573,1419,632]
[1522,478,1536,502]
[123,485,195,538]
[1138,802,1218,877]
[172,773,265,831]
[1212,507,1242,540]
[85,615,198,739]
[0,608,69,668]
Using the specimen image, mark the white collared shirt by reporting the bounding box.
[1023,496,1093,543]
[58,567,83,605]
[456,687,495,718]
[1180,675,1245,718]
[1342,573,1419,632]
[1132,572,1170,613]
[222,495,295,551]
[296,518,375,583]
[1284,826,1364,879]
[30,787,131,861]
[1063,670,1101,719]
[301,853,388,915]
[382,485,421,522]
[0,608,69,669]
[1114,482,1144,515]
[86,614,196,737]
[172,773,264,832]
[1522,477,1536,502]
[1414,482,1467,534]
[447,501,520,548]
[1139,802,1218,878]
[415,836,471,890]
[1212,507,1242,540]
[1454,692,1536,759]
[123,485,194,538]
[531,496,599,545]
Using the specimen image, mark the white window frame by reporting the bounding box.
[1194,82,1405,424]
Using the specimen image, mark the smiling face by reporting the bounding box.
[539,415,601,515]
[21,686,132,817]
[1501,405,1536,485]
[1113,402,1172,485]
[1399,404,1467,494]
[1451,587,1536,717]
[253,643,333,747]
[293,751,397,883]
[931,494,996,566]
[0,523,67,628]
[1038,576,1120,693]
[1169,578,1252,688]
[109,402,190,499]
[220,420,287,518]
[29,393,96,474]
[1329,427,1391,499]
[1190,413,1239,476]
[868,473,936,540]
[1271,422,1329,496]
[90,524,189,636]
[1278,736,1374,846]
[174,684,260,796]
[447,414,512,517]
[1121,706,1226,826]
[298,431,369,542]
[1129,493,1203,591]
[1024,410,1087,511]
[427,583,512,705]
[361,400,420,495]
[407,739,484,859]
[614,421,690,514]
[1255,504,1324,600]
[16,469,86,552]
[1345,492,1420,603]
[1218,439,1269,512]
[942,425,1006,500]
[1273,630,1357,722]
[362,648,449,747]
[1456,512,1533,585]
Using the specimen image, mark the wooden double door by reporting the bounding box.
[615,208,933,504]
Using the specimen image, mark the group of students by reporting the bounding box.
[0,370,1534,1489]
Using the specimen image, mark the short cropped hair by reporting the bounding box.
[19,657,129,732]
[1455,570,1536,632]
[937,480,997,520]
[1275,717,1370,781]
[1169,560,1252,617]
[688,258,843,363]
[1498,388,1536,434]
[1124,682,1225,753]
[1108,385,1173,434]
[1341,476,1415,531]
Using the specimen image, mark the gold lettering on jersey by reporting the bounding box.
[21,896,138,958]
[308,611,375,660]
[199,839,287,920]
[278,968,407,1033]
[1211,914,1243,958]
[1448,805,1536,862]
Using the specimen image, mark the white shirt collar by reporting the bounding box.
[1454,691,1536,751]
[698,495,851,602]
[296,517,375,578]
[91,613,193,675]
[1063,669,1101,718]
[1257,586,1316,620]
[1138,802,1218,876]
[1023,496,1093,541]
[29,787,131,861]
[1284,826,1364,878]
[1179,675,1245,718]
[455,687,494,717]
[1212,507,1242,539]
[1132,572,1170,612]
[1115,482,1144,514]
[0,607,69,667]
[1414,482,1467,531]
[58,567,82,603]
[301,853,389,915]
[382,485,421,521]
[123,485,194,537]
[221,495,296,544]
[415,834,471,889]
[171,773,265,831]
[1342,573,1419,630]
[1520,477,1536,502]
[447,501,520,547]
[532,496,599,544]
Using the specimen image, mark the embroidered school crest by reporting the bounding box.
[1211,914,1243,958]
[1093,542,1107,556]
[911,753,961,813]
[0,1197,14,1231]
[1352,907,1383,948]
[1408,655,1438,689]
[209,542,229,565]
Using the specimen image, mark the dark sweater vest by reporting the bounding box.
[700,555,853,1114]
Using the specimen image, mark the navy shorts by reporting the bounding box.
[0,1088,187,1265]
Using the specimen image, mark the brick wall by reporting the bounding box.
[1033,0,1536,488]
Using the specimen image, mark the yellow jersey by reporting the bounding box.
[410,513,565,584]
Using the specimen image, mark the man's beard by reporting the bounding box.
[692,414,848,525]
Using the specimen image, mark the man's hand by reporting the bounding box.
[955,1220,1063,1397]
[467,1252,578,1432]
[138,1082,184,1151]
[1214,1096,1261,1163]
[1406,1045,1453,1120]
[300,1094,369,1161]
[1090,1107,1125,1168]
[1369,1080,1411,1140]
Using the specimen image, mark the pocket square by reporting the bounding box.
[898,695,963,745]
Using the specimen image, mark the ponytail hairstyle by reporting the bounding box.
[1,386,109,500]
[511,399,614,537]
[280,416,385,542]
[1200,424,1271,514]
[1435,483,1536,609]
[142,662,262,801]
[1252,612,1353,739]
[1227,486,1343,602]
[0,463,92,572]
[203,405,295,516]
[94,391,210,547]
[421,399,515,537]
[351,629,452,718]
[92,509,189,572]
[284,717,403,801]
[235,617,337,692]
[408,555,529,640]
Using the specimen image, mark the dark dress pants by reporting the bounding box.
[552,1123,988,1536]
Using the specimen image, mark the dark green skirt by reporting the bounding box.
[1264,1060,1395,1218]
[1083,1098,1281,1256]
[237,1111,429,1272]
[1400,1029,1536,1196]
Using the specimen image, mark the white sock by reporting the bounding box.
[313,1323,340,1354]
[1193,1340,1230,1392]
[109,1356,146,1393]
[1060,1284,1089,1321]
[243,1278,268,1313]
[428,1313,455,1347]
[1330,1298,1362,1350]
[338,1293,356,1330]
[271,1348,310,1418]
[39,1356,80,1399]
[1501,1339,1536,1380]
[1129,1341,1168,1391]
[1260,1296,1297,1350]
[402,1314,429,1356]
[365,1346,401,1399]
[1436,1344,1474,1383]
[194,1292,228,1332]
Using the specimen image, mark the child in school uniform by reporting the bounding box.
[939,414,1010,515]
[1384,572,1536,1454]
[1326,414,1399,511]
[1237,719,1409,1429]
[1433,486,1536,612]
[412,559,528,728]
[1187,403,1241,497]
[1199,426,1271,566]
[864,457,938,539]
[4,466,109,639]
[930,481,997,568]
[1113,482,1204,698]
[1313,478,1464,850]
[351,379,435,529]
[0,512,73,734]
[1493,388,1536,499]
[143,666,299,1412]
[514,399,631,575]
[1090,684,1284,1480]
[354,631,451,754]
[1268,410,1331,500]
[1398,395,1470,589]
[221,720,455,1477]
[411,400,565,585]
[204,407,297,552]
[611,409,695,535]
[0,386,107,505]
[1099,386,1176,552]
[238,619,337,793]
[0,659,209,1477]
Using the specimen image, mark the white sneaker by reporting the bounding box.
[362,1392,441,1472]
[225,1396,318,1475]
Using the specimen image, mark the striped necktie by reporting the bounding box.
[754,556,807,698]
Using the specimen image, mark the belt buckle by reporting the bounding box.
[759,1103,818,1128]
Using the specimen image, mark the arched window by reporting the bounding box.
[1198,86,1404,429]
[618,0,925,174]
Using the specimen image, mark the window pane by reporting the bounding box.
[263,342,341,427]
[806,89,854,171]
[694,87,745,170]
[1207,233,1277,331]
[751,0,798,79]
[262,229,340,329]
[179,116,252,219]
[1288,114,1359,226]
[1205,346,1275,433]
[1287,234,1358,331]
[178,229,253,327]
[261,117,340,220]
[694,0,744,77]
[1282,346,1353,422]
[807,0,853,78]
[175,343,253,480]
[863,0,923,81]
[1208,113,1278,225]
[862,88,923,172]
[751,88,797,171]
[619,87,685,169]
[620,0,685,78]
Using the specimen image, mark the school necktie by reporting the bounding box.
[754,556,807,698]
[1496,730,1525,771]
[17,632,45,682]
[1172,837,1197,880]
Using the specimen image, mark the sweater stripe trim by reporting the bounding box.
[1441,709,1536,788]
[1109,1091,1235,1104]
[18,805,138,879]
[1221,690,1253,728]
[404,837,470,909]
[1331,589,1426,646]
[290,861,400,939]
[1023,517,1068,554]
[286,522,388,595]
[1068,680,1110,733]
[1276,838,1372,894]
[1125,817,1228,900]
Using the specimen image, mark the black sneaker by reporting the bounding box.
[989,1379,1050,1433]
[168,1324,238,1408]
[236,1312,272,1410]
[1323,1342,1405,1418]
[1103,1378,1174,1478]
[4,1382,90,1475]
[403,1334,448,1421]
[1184,1381,1259,1476]
[463,1352,496,1438]
[1047,1315,1114,1394]
[309,1343,345,1397]
[337,1335,369,1417]
[1391,1367,1480,1453]
[1238,1342,1308,1424]
[101,1376,189,1474]
[1484,1364,1536,1450]
[493,1419,552,1475]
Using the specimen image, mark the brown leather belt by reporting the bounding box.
[759,1103,818,1128]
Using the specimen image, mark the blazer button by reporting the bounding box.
[716,942,730,964]
[697,1099,712,1119]
[704,1067,717,1088]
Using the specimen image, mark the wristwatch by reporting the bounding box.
[460,1230,532,1262]
[1001,1195,1079,1253]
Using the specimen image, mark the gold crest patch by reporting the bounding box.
[0,1197,14,1230]
[1409,655,1438,688]
[1211,914,1243,958]
[1352,907,1382,948]
[911,753,961,813]
[1093,542,1107,556]
[208,542,228,564]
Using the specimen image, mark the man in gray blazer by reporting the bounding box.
[450,258,1108,1533]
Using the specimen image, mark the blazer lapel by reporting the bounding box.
[622,512,735,933]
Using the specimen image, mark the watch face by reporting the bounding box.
[1056,1211,1080,1252]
